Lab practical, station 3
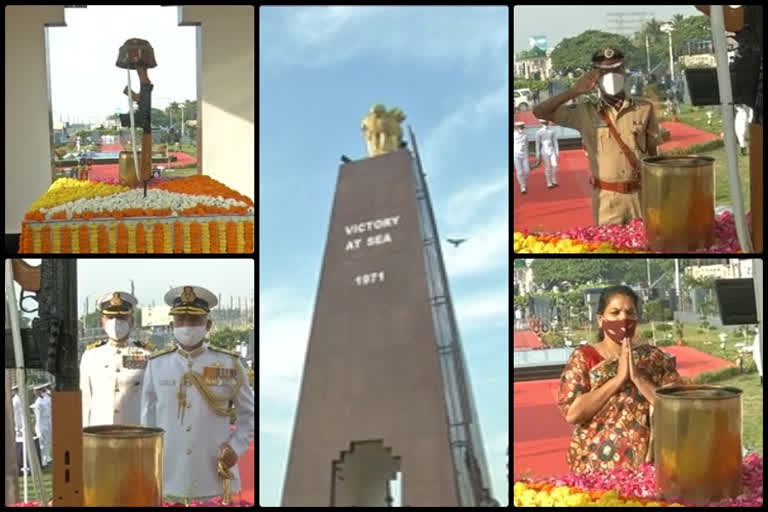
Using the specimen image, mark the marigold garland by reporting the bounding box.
[226,221,237,253]
[244,221,254,253]
[173,221,183,253]
[163,223,173,253]
[118,223,129,253]
[190,222,201,253]
[79,225,89,254]
[126,224,136,253]
[41,225,51,253]
[209,221,219,253]
[60,225,71,253]
[182,221,192,253]
[217,220,227,253]
[514,211,749,254]
[98,224,108,253]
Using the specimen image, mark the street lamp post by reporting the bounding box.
[660,23,675,103]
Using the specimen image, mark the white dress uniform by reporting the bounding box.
[140,285,255,500]
[514,123,530,192]
[734,104,753,152]
[535,123,560,187]
[79,291,152,427]
[12,388,24,441]
[30,386,52,465]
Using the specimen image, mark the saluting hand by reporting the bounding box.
[570,70,601,96]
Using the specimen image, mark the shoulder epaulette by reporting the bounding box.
[208,345,240,358]
[86,340,107,350]
[149,345,177,359]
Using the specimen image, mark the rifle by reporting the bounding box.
[5,259,83,506]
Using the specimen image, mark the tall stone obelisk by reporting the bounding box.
[281,106,495,507]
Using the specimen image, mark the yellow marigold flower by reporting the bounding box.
[534,491,555,507]
[564,492,590,506]
[514,232,523,241]
[520,488,538,507]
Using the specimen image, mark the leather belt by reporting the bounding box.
[590,176,641,194]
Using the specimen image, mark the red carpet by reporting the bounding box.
[513,119,719,233]
[62,144,197,182]
[235,436,255,502]
[514,330,545,350]
[513,345,735,480]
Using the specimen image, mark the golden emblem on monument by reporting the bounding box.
[361,104,407,157]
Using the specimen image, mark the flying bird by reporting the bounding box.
[341,155,352,163]
[447,238,467,247]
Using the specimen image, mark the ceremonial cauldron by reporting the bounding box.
[654,385,742,505]
[641,156,715,251]
[83,425,164,506]
[118,150,151,186]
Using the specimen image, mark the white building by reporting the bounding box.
[685,259,753,280]
[142,305,172,327]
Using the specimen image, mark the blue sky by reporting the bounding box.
[259,6,508,506]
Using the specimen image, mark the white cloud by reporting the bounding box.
[259,288,313,405]
[259,416,294,441]
[441,172,508,229]
[455,289,509,325]
[441,213,508,278]
[420,80,509,177]
[263,6,508,71]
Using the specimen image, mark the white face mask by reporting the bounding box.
[174,325,208,346]
[104,318,130,341]
[600,72,625,96]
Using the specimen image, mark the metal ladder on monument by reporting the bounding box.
[406,127,497,507]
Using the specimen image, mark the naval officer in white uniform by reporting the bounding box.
[141,285,255,501]
[79,291,153,427]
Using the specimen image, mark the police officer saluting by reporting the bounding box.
[79,291,152,427]
[534,47,665,225]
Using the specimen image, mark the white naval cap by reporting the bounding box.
[165,285,218,315]
[96,291,137,315]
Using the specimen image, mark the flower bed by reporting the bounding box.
[514,211,750,253]
[514,452,763,507]
[19,176,254,254]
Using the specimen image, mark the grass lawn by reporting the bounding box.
[661,106,753,211]
[552,322,763,457]
[15,464,53,503]
[713,372,763,458]
[556,323,753,365]
[161,167,197,177]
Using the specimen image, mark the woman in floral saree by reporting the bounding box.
[557,285,682,473]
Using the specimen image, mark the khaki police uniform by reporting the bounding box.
[553,47,665,225]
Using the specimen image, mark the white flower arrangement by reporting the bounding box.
[40,189,253,221]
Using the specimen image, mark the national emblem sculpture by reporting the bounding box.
[361,104,407,156]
